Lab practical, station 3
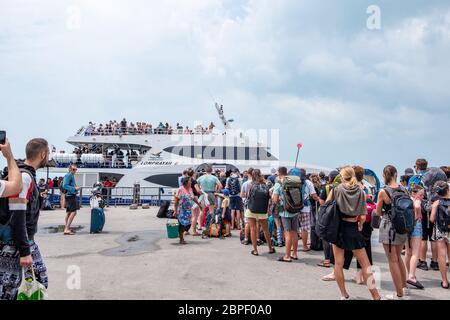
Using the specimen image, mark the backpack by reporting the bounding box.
[281,176,304,213]
[315,190,340,244]
[385,187,415,236]
[228,177,241,196]
[436,198,450,233]
[0,169,39,241]
[248,183,270,214]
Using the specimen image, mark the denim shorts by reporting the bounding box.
[411,220,423,238]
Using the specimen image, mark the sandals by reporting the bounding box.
[64,231,75,236]
[290,256,299,261]
[407,279,424,290]
[322,274,336,282]
[317,261,331,268]
[251,250,259,256]
[269,248,276,255]
[441,282,449,289]
[278,256,292,263]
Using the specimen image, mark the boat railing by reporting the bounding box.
[52,153,143,169]
[44,186,176,208]
[76,126,218,137]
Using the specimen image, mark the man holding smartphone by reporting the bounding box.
[0,138,49,300]
[0,137,22,198]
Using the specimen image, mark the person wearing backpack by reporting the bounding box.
[297,169,320,252]
[404,185,426,289]
[272,167,301,263]
[0,139,22,198]
[0,138,49,300]
[325,166,381,300]
[245,169,275,256]
[226,170,242,230]
[376,165,410,300]
[430,181,450,289]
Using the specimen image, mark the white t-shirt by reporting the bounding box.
[301,180,317,213]
[0,180,5,197]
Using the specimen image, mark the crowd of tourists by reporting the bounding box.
[172,161,450,300]
[78,119,216,136]
[0,135,449,300]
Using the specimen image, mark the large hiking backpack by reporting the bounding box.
[386,187,415,236]
[248,183,270,214]
[281,176,304,213]
[437,198,450,233]
[315,190,340,244]
[228,177,241,196]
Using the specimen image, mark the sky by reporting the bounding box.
[1,0,449,175]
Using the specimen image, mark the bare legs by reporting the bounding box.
[64,211,77,234]
[405,237,421,282]
[333,245,381,300]
[436,240,449,287]
[383,244,407,297]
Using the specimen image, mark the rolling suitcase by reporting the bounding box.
[90,208,105,234]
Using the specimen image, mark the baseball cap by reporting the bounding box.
[329,170,339,180]
[405,168,414,176]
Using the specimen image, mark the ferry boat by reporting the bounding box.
[42,104,332,192]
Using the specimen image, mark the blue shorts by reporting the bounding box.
[411,220,423,238]
[229,196,242,211]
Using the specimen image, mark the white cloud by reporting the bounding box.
[0,0,449,173]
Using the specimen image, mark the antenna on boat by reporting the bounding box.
[215,103,234,130]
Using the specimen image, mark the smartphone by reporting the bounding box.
[0,131,6,145]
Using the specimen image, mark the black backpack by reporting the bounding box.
[437,198,450,233]
[157,200,171,218]
[248,183,270,214]
[315,190,340,244]
[385,187,415,236]
[228,177,241,196]
[0,168,39,227]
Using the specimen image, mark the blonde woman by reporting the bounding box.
[326,166,381,300]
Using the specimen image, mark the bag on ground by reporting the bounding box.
[157,200,171,218]
[90,207,105,234]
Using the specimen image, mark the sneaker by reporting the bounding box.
[385,293,405,300]
[417,260,429,271]
[430,261,439,271]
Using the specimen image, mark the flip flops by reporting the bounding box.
[317,261,331,268]
[251,250,259,256]
[322,274,336,282]
[278,256,292,263]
